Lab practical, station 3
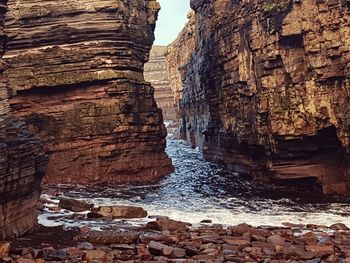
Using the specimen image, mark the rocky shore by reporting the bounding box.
[1,195,350,263]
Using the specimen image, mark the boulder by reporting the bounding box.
[146,219,191,232]
[148,241,174,256]
[58,198,93,212]
[85,231,139,245]
[330,223,350,231]
[90,206,147,219]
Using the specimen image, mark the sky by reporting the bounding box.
[154,0,191,46]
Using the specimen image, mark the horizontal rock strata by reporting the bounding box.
[4,0,173,184]
[144,46,177,122]
[165,11,196,113]
[0,118,47,239]
[0,0,48,239]
[175,0,350,195]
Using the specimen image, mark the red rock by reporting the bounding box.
[305,245,334,257]
[148,241,174,257]
[165,10,196,125]
[58,198,93,212]
[168,0,350,195]
[330,223,350,231]
[228,225,270,238]
[91,206,147,219]
[84,231,139,245]
[15,259,36,263]
[266,235,285,245]
[83,250,107,261]
[0,118,47,239]
[146,219,191,232]
[144,46,178,122]
[0,242,10,257]
[300,232,318,245]
[171,248,186,259]
[137,245,151,261]
[4,0,173,185]
[222,236,251,249]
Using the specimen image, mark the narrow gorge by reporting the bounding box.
[144,46,177,123]
[1,0,350,260]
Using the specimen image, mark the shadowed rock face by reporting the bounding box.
[144,46,177,122]
[4,0,174,184]
[0,0,48,239]
[173,0,350,195]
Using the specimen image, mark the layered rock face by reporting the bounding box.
[165,11,196,110]
[4,0,173,184]
[177,0,350,195]
[144,46,177,122]
[0,1,48,239]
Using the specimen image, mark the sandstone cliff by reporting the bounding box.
[0,1,48,239]
[175,0,350,195]
[144,46,177,122]
[4,0,173,184]
[165,11,196,111]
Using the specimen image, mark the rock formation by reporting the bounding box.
[174,0,350,195]
[0,1,48,239]
[144,46,177,122]
[165,11,196,112]
[4,0,173,184]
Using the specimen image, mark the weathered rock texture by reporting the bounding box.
[4,0,173,184]
[0,1,48,239]
[144,46,177,121]
[177,0,350,195]
[165,11,196,111]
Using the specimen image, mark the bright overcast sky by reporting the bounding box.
[154,0,191,46]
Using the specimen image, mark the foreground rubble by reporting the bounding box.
[2,216,350,262]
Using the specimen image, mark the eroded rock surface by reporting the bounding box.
[4,0,173,184]
[174,0,350,195]
[165,10,196,111]
[144,46,177,122]
[0,0,48,239]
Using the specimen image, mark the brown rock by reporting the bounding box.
[15,259,36,263]
[222,236,251,249]
[58,198,93,212]
[83,250,106,261]
[148,241,174,257]
[169,0,350,195]
[305,245,334,257]
[146,219,191,232]
[267,235,285,245]
[144,46,178,122]
[0,242,10,257]
[330,223,350,231]
[300,232,318,245]
[4,0,173,185]
[92,206,147,219]
[165,10,196,124]
[84,231,139,245]
[171,248,186,258]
